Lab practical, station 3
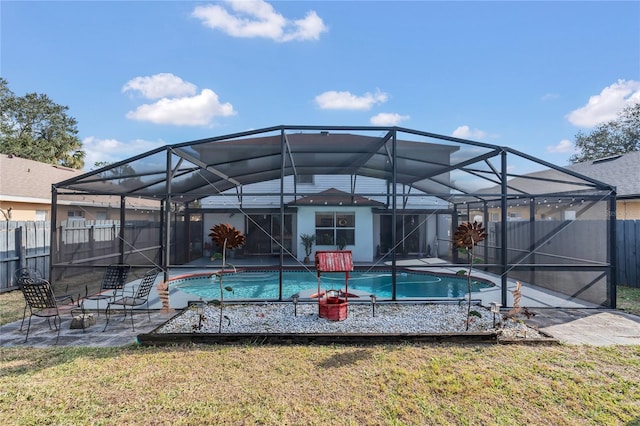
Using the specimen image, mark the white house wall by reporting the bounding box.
[202,175,445,209]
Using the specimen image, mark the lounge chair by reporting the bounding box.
[20,277,85,344]
[103,268,160,332]
[85,264,131,315]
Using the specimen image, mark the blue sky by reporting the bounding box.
[2,0,639,171]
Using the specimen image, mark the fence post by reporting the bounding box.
[90,223,95,261]
[17,225,26,270]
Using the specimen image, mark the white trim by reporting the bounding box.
[0,195,50,204]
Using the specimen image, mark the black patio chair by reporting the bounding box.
[85,264,131,316]
[20,277,85,344]
[14,267,76,329]
[14,268,44,329]
[103,268,161,332]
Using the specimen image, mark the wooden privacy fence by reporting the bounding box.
[0,221,50,291]
[481,220,638,289]
[1,220,161,292]
[54,219,162,267]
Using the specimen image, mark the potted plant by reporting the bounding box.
[300,233,316,264]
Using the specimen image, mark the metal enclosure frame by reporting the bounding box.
[50,125,617,308]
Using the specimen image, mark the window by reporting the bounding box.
[297,174,314,184]
[67,210,84,220]
[508,212,522,221]
[35,210,47,221]
[315,212,355,246]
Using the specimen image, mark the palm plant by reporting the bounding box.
[209,223,246,332]
[453,220,487,331]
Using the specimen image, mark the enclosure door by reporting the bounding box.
[188,214,203,262]
[246,214,272,254]
[271,214,293,254]
[245,214,293,255]
[378,214,421,256]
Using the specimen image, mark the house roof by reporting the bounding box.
[0,154,84,203]
[288,188,385,206]
[564,151,640,198]
[0,154,160,210]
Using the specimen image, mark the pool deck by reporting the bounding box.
[159,256,602,311]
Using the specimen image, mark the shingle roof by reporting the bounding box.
[0,154,84,202]
[0,154,160,209]
[565,151,640,198]
[288,188,384,206]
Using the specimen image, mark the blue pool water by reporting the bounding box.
[169,270,493,300]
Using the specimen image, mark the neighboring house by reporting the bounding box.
[0,154,85,222]
[564,151,640,220]
[466,153,637,223]
[0,154,159,224]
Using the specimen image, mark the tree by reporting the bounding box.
[0,78,85,169]
[570,103,640,163]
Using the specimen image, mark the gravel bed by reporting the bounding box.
[154,302,543,339]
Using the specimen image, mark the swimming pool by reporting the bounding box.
[169,270,494,300]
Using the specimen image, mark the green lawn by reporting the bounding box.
[1,288,639,424]
[618,285,640,316]
[1,344,639,425]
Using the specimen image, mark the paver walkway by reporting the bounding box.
[526,309,640,346]
[0,310,176,348]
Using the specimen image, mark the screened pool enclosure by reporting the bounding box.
[51,125,617,308]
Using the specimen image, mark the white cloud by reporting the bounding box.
[125,89,236,126]
[566,79,640,127]
[192,0,327,42]
[122,73,197,99]
[315,90,388,110]
[541,93,559,101]
[369,112,409,126]
[546,139,575,154]
[451,125,487,140]
[82,136,165,170]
